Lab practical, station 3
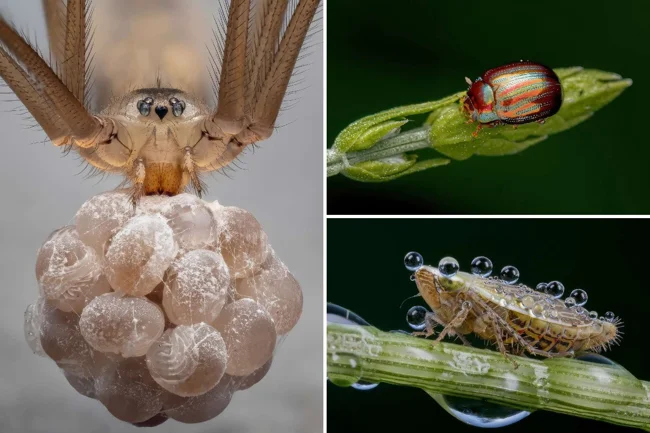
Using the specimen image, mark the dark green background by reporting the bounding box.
[327,219,645,433]
[327,0,648,215]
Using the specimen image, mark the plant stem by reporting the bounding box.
[327,127,431,177]
[327,323,650,431]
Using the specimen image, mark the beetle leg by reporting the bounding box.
[472,124,482,138]
[537,119,546,125]
[512,125,518,130]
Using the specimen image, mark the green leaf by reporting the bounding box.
[342,154,450,182]
[427,67,632,160]
[332,92,465,153]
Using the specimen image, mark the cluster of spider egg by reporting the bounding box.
[23,190,303,426]
[403,252,618,327]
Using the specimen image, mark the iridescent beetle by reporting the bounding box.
[462,61,563,137]
[404,253,622,362]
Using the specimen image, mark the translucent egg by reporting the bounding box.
[235,251,303,335]
[212,299,276,376]
[163,375,235,424]
[162,250,230,325]
[146,323,228,397]
[64,370,96,399]
[24,300,46,357]
[213,206,269,278]
[546,281,565,298]
[105,214,177,296]
[75,190,134,253]
[38,300,114,377]
[233,358,273,391]
[96,357,164,423]
[79,293,165,357]
[569,289,588,306]
[139,194,217,252]
[35,226,109,312]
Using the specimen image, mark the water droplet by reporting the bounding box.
[404,252,424,271]
[521,296,535,309]
[438,257,459,278]
[531,304,545,318]
[604,311,616,322]
[535,282,548,292]
[545,281,564,298]
[500,266,519,284]
[429,392,531,428]
[589,310,598,319]
[326,303,370,326]
[564,297,576,308]
[470,256,493,277]
[576,353,617,366]
[351,381,379,391]
[570,289,588,306]
[406,306,427,331]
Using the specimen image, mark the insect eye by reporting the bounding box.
[170,98,186,117]
[137,99,152,116]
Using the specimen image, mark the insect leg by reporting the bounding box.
[130,158,145,204]
[435,301,472,343]
[412,312,444,338]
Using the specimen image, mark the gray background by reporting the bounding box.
[0,1,323,432]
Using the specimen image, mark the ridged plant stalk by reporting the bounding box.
[327,67,632,182]
[327,323,650,431]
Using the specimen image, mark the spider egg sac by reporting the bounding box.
[75,190,134,253]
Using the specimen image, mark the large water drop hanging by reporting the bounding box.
[426,391,531,428]
[326,303,379,391]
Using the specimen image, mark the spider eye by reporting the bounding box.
[137,99,152,116]
[170,98,186,117]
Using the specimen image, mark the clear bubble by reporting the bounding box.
[404,252,424,271]
[545,281,565,298]
[500,266,519,284]
[604,311,616,322]
[569,289,588,306]
[470,256,493,277]
[326,304,378,391]
[438,257,459,278]
[589,310,598,319]
[406,306,427,331]
[564,297,576,308]
[535,282,548,292]
[428,392,531,428]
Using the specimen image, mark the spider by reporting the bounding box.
[0,0,320,199]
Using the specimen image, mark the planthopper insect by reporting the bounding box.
[462,61,563,137]
[404,252,622,362]
[0,0,320,199]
